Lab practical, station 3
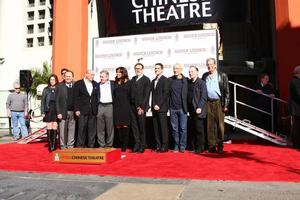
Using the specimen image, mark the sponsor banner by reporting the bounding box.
[108,0,249,30]
[93,29,217,81]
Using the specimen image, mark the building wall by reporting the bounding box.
[275,0,300,100]
[0,0,52,118]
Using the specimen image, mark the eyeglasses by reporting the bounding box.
[15,88,20,89]
[135,68,143,70]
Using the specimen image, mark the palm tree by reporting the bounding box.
[29,61,52,98]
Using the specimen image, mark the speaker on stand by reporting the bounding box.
[19,70,33,131]
[20,70,33,90]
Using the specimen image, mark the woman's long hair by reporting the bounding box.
[47,74,59,87]
[115,67,129,84]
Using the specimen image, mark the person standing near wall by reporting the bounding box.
[6,83,29,140]
[187,66,207,154]
[130,63,151,153]
[73,70,99,148]
[97,70,114,148]
[169,63,188,153]
[289,66,300,149]
[113,67,131,152]
[202,58,229,154]
[41,74,59,152]
[151,63,170,153]
[56,70,76,149]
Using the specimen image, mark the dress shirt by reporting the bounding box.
[206,72,221,100]
[65,83,72,88]
[136,74,144,82]
[84,78,93,96]
[100,81,113,103]
[154,75,162,89]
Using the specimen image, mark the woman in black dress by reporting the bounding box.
[113,67,131,152]
[41,74,59,152]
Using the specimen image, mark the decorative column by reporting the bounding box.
[52,0,88,81]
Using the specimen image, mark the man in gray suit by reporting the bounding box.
[56,70,76,149]
[97,70,114,148]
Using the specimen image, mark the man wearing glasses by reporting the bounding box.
[6,83,29,140]
[130,63,151,153]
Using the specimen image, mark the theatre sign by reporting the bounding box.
[131,0,213,24]
[108,0,249,30]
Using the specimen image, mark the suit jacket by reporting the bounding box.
[169,74,188,113]
[130,75,151,111]
[73,79,99,115]
[98,80,115,103]
[190,77,207,118]
[202,71,230,108]
[55,81,75,119]
[151,75,170,113]
[289,76,300,116]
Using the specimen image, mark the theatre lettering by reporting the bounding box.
[131,0,212,24]
[107,0,249,31]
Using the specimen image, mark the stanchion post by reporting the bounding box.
[8,117,12,135]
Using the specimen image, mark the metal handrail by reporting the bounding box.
[229,80,288,134]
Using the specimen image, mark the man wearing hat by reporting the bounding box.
[289,66,300,149]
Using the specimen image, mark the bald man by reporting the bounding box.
[169,63,188,153]
[73,70,99,147]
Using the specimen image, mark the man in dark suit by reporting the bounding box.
[289,66,300,149]
[56,70,76,149]
[97,70,114,148]
[151,63,170,153]
[202,58,229,154]
[187,66,207,154]
[130,63,151,153]
[73,70,99,148]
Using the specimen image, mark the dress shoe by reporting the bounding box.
[208,147,217,153]
[132,145,140,153]
[154,148,160,153]
[217,143,224,154]
[217,147,224,154]
[194,149,203,154]
[138,148,145,153]
[160,148,168,153]
[121,147,126,152]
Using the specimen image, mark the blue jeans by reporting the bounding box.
[11,111,28,138]
[170,109,187,151]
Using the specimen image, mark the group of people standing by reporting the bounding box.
[37,57,229,154]
[5,61,300,152]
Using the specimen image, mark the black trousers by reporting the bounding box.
[130,105,147,149]
[76,113,96,148]
[152,112,169,149]
[189,113,205,151]
[292,116,300,148]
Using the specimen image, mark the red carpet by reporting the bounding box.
[0,142,300,182]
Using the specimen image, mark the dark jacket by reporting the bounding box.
[151,75,170,113]
[73,79,99,115]
[289,76,300,117]
[169,74,188,113]
[41,86,56,114]
[130,75,151,111]
[202,71,230,108]
[188,77,207,118]
[55,81,75,119]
